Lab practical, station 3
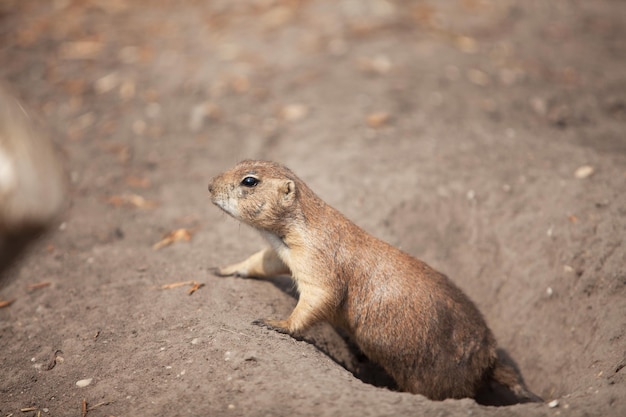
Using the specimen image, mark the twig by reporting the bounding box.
[219,327,252,338]
[160,280,194,289]
[0,299,16,308]
[81,399,87,417]
[26,282,51,291]
[187,282,204,295]
[87,400,113,411]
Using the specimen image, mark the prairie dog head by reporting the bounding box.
[208,160,298,232]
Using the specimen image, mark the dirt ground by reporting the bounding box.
[1,0,625,415]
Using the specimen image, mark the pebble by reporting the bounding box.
[548,399,559,408]
[574,165,594,179]
[76,378,92,388]
[280,104,308,122]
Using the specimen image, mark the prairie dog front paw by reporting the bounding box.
[210,263,250,277]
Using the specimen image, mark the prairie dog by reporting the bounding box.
[208,160,539,402]
[0,86,65,276]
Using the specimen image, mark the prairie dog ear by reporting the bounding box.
[280,179,296,205]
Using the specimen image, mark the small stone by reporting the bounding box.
[574,165,594,179]
[76,378,93,388]
[280,104,308,122]
[548,399,559,408]
[546,287,553,296]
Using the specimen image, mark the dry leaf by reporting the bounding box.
[119,80,136,100]
[261,6,294,30]
[100,142,132,163]
[357,55,392,75]
[27,282,51,291]
[161,280,194,289]
[153,228,192,250]
[160,280,204,295]
[125,175,150,188]
[467,69,490,86]
[0,299,16,308]
[59,41,103,59]
[367,112,391,128]
[455,36,478,54]
[106,194,158,209]
[94,72,120,94]
[188,282,205,295]
[230,76,250,93]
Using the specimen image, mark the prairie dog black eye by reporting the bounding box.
[240,176,259,187]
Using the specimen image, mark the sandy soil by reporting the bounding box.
[1,0,625,416]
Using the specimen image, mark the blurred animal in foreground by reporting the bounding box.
[0,85,65,280]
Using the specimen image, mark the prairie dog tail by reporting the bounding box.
[491,359,543,403]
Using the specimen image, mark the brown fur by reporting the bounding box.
[208,160,540,402]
